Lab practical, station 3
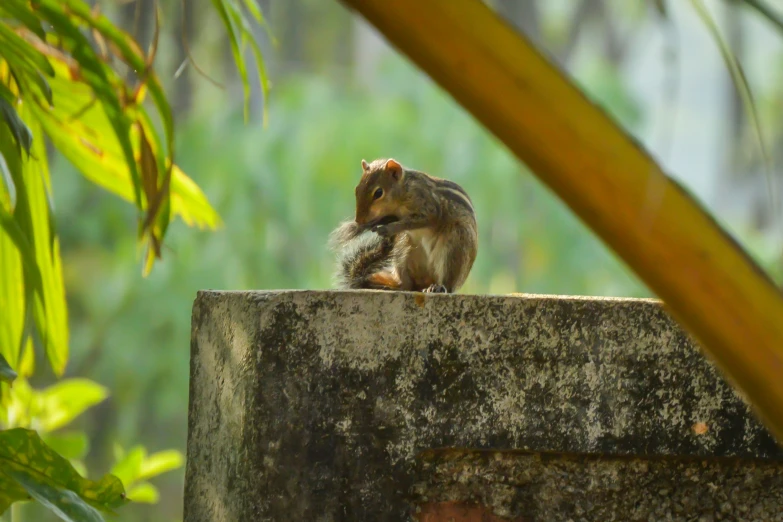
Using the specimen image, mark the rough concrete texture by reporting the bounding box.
[413,449,783,521]
[184,290,782,522]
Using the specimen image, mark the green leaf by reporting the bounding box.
[0,205,44,372]
[225,0,270,126]
[170,165,222,229]
[0,352,16,384]
[41,432,89,461]
[33,1,142,211]
[137,450,183,481]
[39,379,108,432]
[0,150,16,210]
[31,57,220,230]
[17,103,69,376]
[0,108,51,374]
[215,0,271,124]
[0,21,55,77]
[0,428,128,517]
[0,2,47,40]
[70,460,87,479]
[49,0,178,261]
[688,0,776,218]
[0,22,53,105]
[0,221,27,376]
[109,445,144,488]
[0,93,33,156]
[6,467,105,522]
[126,482,158,504]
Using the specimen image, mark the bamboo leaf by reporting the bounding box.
[0,22,55,78]
[17,103,68,376]
[224,0,271,124]
[688,0,776,221]
[0,428,128,518]
[33,1,143,211]
[30,56,219,230]
[0,2,47,40]
[0,150,16,210]
[211,0,251,121]
[340,0,783,441]
[0,90,33,156]
[170,165,222,229]
[49,0,176,236]
[0,177,27,375]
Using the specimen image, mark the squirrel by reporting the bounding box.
[329,158,478,293]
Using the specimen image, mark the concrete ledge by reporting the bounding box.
[184,290,782,521]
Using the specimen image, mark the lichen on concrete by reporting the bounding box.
[413,449,783,521]
[184,290,783,522]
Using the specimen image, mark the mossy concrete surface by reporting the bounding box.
[184,290,782,522]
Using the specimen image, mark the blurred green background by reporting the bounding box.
[19,0,783,520]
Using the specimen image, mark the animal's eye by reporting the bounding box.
[373,188,383,200]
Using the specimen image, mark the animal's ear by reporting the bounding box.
[361,159,370,172]
[385,159,403,182]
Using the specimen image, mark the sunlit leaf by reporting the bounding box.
[70,460,87,479]
[0,107,48,375]
[38,379,109,432]
[31,57,219,230]
[33,1,142,211]
[137,450,183,481]
[109,445,144,488]
[18,103,68,376]
[0,205,43,372]
[0,150,16,210]
[50,0,177,258]
[170,165,222,229]
[41,431,89,461]
[126,482,158,504]
[0,22,53,105]
[0,21,54,78]
[4,377,36,429]
[0,227,25,374]
[0,428,128,517]
[17,337,34,378]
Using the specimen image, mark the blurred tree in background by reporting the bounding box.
[3,0,783,521]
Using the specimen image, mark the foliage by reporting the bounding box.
[0,428,127,521]
[0,0,268,520]
[110,445,184,505]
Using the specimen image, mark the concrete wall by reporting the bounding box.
[184,291,783,521]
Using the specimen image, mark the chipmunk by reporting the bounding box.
[329,158,478,293]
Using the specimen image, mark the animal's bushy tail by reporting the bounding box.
[328,220,400,290]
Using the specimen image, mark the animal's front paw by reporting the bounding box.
[371,224,391,237]
[423,284,448,294]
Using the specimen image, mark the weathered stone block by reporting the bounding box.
[184,290,782,521]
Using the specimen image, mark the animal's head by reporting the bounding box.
[354,158,405,226]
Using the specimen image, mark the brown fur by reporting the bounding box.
[331,158,478,293]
